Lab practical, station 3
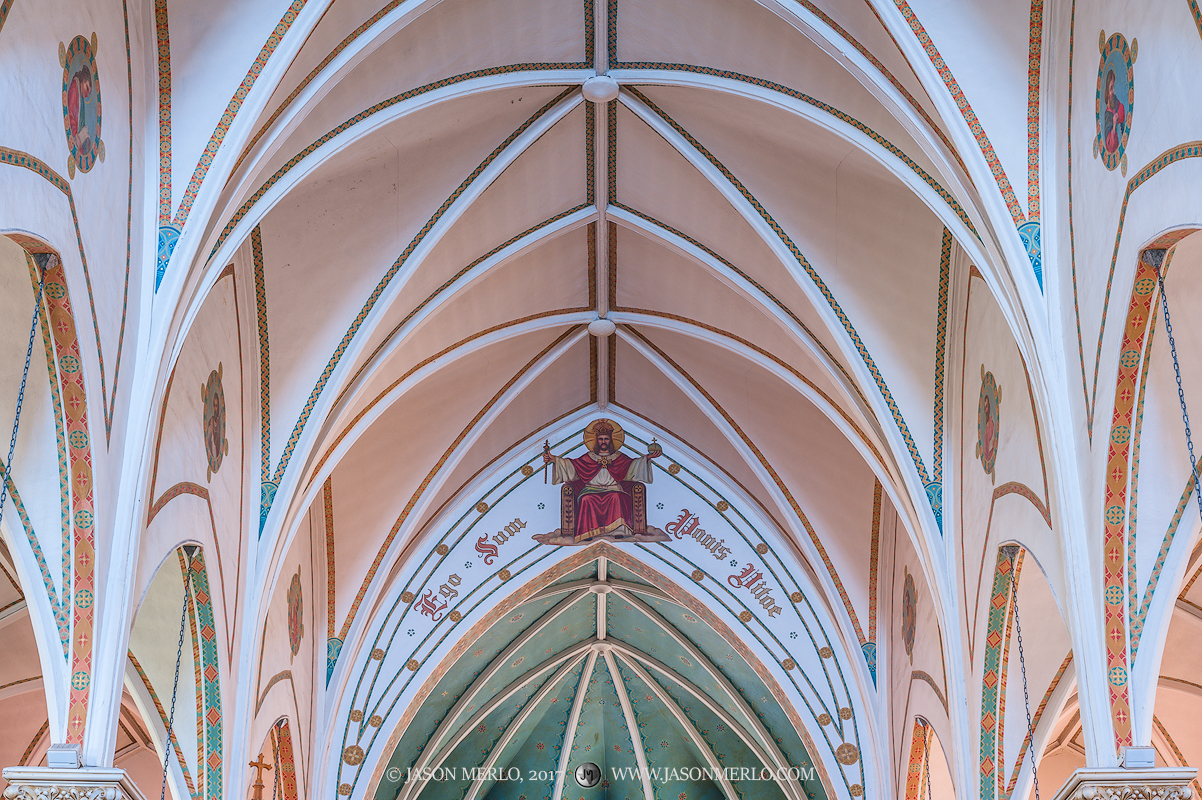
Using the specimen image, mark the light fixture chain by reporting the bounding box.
[1154,265,1202,527]
[160,574,190,800]
[1014,598,1040,800]
[0,260,47,533]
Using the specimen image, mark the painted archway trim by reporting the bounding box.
[1080,146,1202,433]
[254,90,581,535]
[617,88,942,532]
[322,328,587,670]
[620,326,872,652]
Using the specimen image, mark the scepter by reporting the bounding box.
[543,440,551,483]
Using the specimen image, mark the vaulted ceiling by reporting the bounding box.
[378,558,826,800]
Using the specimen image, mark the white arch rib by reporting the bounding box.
[615,86,943,543]
[398,588,590,800]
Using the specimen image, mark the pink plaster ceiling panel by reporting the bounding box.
[611,223,864,430]
[0,689,49,782]
[248,0,585,187]
[899,0,1034,219]
[803,0,946,129]
[615,0,942,184]
[635,325,878,619]
[340,227,591,434]
[343,103,588,386]
[612,103,850,385]
[610,335,787,535]
[327,327,575,625]
[638,86,946,480]
[165,0,298,213]
[412,335,594,537]
[255,87,566,471]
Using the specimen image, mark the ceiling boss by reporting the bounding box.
[534,419,669,545]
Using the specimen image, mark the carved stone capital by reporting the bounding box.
[1053,768,1197,800]
[1,767,142,800]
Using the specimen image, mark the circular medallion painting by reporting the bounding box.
[901,570,917,660]
[59,34,104,178]
[1094,31,1136,175]
[200,363,228,481]
[287,570,303,661]
[975,367,1002,481]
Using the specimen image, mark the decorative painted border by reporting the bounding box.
[254,90,575,532]
[253,225,271,501]
[614,66,977,240]
[29,254,100,745]
[128,651,198,798]
[980,546,1022,800]
[185,549,222,800]
[326,475,342,683]
[1026,0,1045,217]
[155,0,171,224]
[903,718,930,800]
[231,0,594,179]
[0,0,12,37]
[931,227,951,526]
[627,328,869,649]
[886,0,1024,224]
[1190,0,1202,41]
[866,479,882,683]
[1003,651,1071,798]
[1099,254,1161,749]
[1082,143,1202,433]
[171,1,307,230]
[624,89,938,520]
[274,718,300,800]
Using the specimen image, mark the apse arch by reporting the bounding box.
[318,412,882,800]
[127,543,224,800]
[1106,228,1202,747]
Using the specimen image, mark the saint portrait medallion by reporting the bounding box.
[1094,31,1136,175]
[60,34,104,178]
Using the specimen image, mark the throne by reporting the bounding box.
[561,482,647,537]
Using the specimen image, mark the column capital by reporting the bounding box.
[1,767,142,800]
[1053,768,1197,800]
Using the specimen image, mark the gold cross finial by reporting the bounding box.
[249,754,273,800]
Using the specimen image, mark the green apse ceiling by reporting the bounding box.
[375,559,827,800]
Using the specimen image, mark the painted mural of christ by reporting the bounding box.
[534,419,670,545]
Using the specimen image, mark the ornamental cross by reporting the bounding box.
[249,754,273,800]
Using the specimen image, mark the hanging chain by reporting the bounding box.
[0,257,48,532]
[160,571,190,800]
[1014,598,1041,800]
[923,720,933,800]
[271,725,280,800]
[1153,257,1202,526]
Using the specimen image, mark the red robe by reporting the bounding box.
[562,452,638,541]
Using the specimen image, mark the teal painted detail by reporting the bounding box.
[156,224,180,290]
[1017,219,1042,289]
[260,481,277,532]
[326,637,343,685]
[861,642,877,685]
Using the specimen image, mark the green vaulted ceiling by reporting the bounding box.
[375,558,826,800]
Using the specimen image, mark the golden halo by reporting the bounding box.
[583,418,625,454]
